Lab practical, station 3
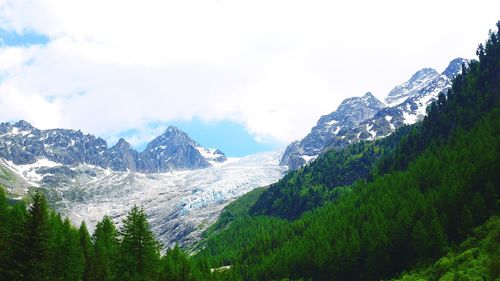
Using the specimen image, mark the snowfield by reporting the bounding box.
[4,151,286,249]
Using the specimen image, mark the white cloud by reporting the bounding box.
[0,0,499,147]
[0,83,62,127]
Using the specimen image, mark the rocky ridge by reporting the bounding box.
[281,58,467,170]
[0,122,226,174]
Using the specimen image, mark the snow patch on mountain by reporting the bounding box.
[280,57,468,170]
[3,158,61,186]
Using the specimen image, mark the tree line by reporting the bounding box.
[0,189,211,281]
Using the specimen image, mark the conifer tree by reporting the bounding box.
[0,188,9,279]
[117,206,160,281]
[484,182,497,211]
[48,212,65,280]
[80,222,94,281]
[24,191,52,281]
[428,217,447,258]
[459,206,474,239]
[59,218,85,281]
[93,216,118,281]
[471,192,486,224]
[159,245,192,281]
[411,220,428,259]
[4,201,27,281]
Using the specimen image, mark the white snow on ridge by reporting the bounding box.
[3,158,60,184]
[402,111,419,125]
[326,120,338,126]
[195,146,225,163]
[7,127,31,137]
[385,95,409,107]
[301,155,317,164]
[333,126,341,135]
[414,88,441,117]
[366,124,377,140]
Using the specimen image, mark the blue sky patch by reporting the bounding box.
[118,119,279,157]
[169,119,278,157]
[0,29,49,47]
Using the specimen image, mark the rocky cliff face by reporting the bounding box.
[107,138,139,171]
[280,92,386,168]
[137,126,213,172]
[0,122,226,173]
[281,58,467,170]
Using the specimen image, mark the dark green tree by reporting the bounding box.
[159,245,193,281]
[93,216,119,281]
[471,192,486,224]
[411,220,429,259]
[428,217,448,258]
[459,206,474,239]
[24,191,52,281]
[0,188,9,279]
[58,218,85,281]
[4,201,27,281]
[79,222,94,281]
[117,206,160,281]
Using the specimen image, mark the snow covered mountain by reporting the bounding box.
[0,121,226,173]
[280,92,386,169]
[281,58,467,170]
[0,121,285,248]
[0,151,286,248]
[136,126,226,172]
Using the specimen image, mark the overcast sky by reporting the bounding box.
[0,0,499,155]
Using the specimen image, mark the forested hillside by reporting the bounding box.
[392,216,500,281]
[193,21,500,280]
[251,127,411,220]
[252,30,500,220]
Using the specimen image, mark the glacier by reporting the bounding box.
[2,151,286,249]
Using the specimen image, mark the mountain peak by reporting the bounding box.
[362,92,375,99]
[0,121,226,173]
[385,67,440,106]
[442,57,467,79]
[136,125,224,172]
[410,68,438,81]
[114,138,131,148]
[14,120,34,131]
[156,125,198,147]
[161,126,195,143]
[165,125,181,134]
[282,56,468,170]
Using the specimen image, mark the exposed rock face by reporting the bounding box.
[281,58,467,170]
[280,92,386,169]
[0,122,226,173]
[384,68,440,106]
[108,138,139,171]
[137,126,212,172]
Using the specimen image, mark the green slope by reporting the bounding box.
[191,21,500,281]
[195,108,500,280]
[391,216,500,281]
